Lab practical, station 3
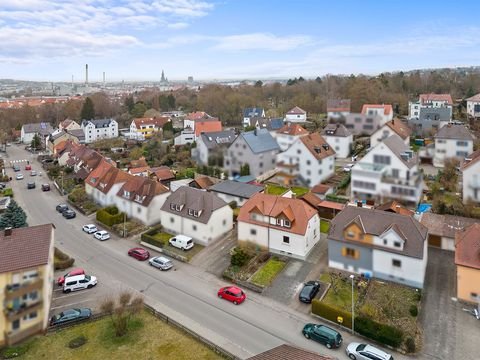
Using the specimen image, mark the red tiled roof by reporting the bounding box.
[129,166,150,175]
[461,150,480,171]
[248,344,334,360]
[376,200,414,216]
[276,123,308,136]
[299,133,336,160]
[318,200,345,211]
[311,184,331,194]
[195,120,222,137]
[385,119,412,140]
[185,111,209,120]
[455,223,480,269]
[466,93,480,102]
[361,104,393,115]
[129,157,149,169]
[117,176,169,207]
[419,93,453,105]
[286,106,306,115]
[150,166,175,181]
[133,116,170,128]
[193,176,215,189]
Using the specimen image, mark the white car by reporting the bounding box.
[94,230,110,241]
[343,163,355,172]
[149,256,173,271]
[16,173,24,180]
[82,224,98,234]
[63,274,97,293]
[346,342,393,360]
[169,235,194,251]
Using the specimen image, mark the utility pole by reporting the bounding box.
[350,274,355,334]
[123,212,126,238]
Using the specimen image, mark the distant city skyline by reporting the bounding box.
[1,0,480,82]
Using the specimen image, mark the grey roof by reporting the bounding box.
[22,122,54,136]
[67,128,85,140]
[329,206,427,259]
[199,130,236,150]
[209,180,263,199]
[418,107,451,121]
[161,186,228,224]
[269,118,285,130]
[82,118,114,128]
[420,213,479,238]
[435,124,474,141]
[322,123,351,137]
[50,130,67,141]
[383,134,418,168]
[241,128,280,154]
[243,107,264,118]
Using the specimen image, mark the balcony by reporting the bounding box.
[4,300,43,321]
[4,322,44,346]
[276,161,298,170]
[4,278,44,301]
[352,163,385,179]
[382,173,423,187]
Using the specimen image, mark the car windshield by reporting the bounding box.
[84,275,91,281]
[356,344,367,351]
[300,285,312,296]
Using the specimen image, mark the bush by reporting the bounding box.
[54,247,75,270]
[141,226,165,248]
[96,207,124,227]
[1,343,30,359]
[1,188,14,197]
[409,305,418,317]
[325,193,349,204]
[68,335,87,349]
[228,201,238,209]
[354,316,403,348]
[104,205,119,215]
[311,299,352,329]
[406,337,416,353]
[231,247,252,267]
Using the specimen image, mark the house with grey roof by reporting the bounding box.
[243,107,265,127]
[192,130,236,166]
[407,107,451,136]
[81,118,118,143]
[328,206,428,288]
[322,123,353,158]
[20,122,54,144]
[337,113,383,136]
[466,93,480,118]
[433,124,474,167]
[159,187,233,245]
[224,128,280,178]
[208,180,264,206]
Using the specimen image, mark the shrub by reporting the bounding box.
[409,305,418,317]
[228,201,238,209]
[311,299,352,329]
[414,289,422,301]
[325,193,349,204]
[1,188,14,197]
[231,247,252,267]
[68,336,87,349]
[54,247,75,270]
[141,226,165,248]
[406,337,416,353]
[96,207,124,227]
[355,316,403,348]
[104,205,119,215]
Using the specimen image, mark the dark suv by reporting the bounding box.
[41,184,50,191]
[27,182,36,189]
[56,204,69,213]
[303,324,343,349]
[63,209,76,219]
[299,281,320,303]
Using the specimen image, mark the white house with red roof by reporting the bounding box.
[327,99,351,120]
[129,117,171,140]
[408,93,453,120]
[466,93,480,118]
[271,123,308,151]
[361,104,393,126]
[370,119,412,148]
[174,112,222,146]
[237,193,321,259]
[461,150,480,204]
[285,106,307,123]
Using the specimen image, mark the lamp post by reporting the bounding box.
[350,274,355,334]
[123,212,126,238]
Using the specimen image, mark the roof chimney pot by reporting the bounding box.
[4,227,12,236]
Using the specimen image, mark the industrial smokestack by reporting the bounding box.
[85,64,89,85]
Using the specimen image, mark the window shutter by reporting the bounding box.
[341,247,347,256]
[354,250,360,259]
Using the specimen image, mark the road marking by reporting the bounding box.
[50,299,92,310]
[52,292,87,301]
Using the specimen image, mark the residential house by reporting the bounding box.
[238,193,321,260]
[276,133,335,187]
[361,104,393,126]
[370,119,412,148]
[0,225,55,346]
[407,107,451,136]
[328,206,428,288]
[272,123,308,151]
[20,122,54,144]
[408,93,453,119]
[81,118,118,143]
[60,143,104,180]
[420,212,478,251]
[455,224,480,303]
[169,178,194,192]
[466,93,480,118]
[243,107,265,127]
[174,113,222,146]
[245,117,284,131]
[85,160,131,206]
[461,150,480,204]
[208,180,264,206]
[66,128,86,144]
[224,128,280,178]
[127,157,150,177]
[340,113,384,136]
[433,124,474,167]
[160,187,233,245]
[189,175,218,190]
[129,117,170,140]
[248,344,334,360]
[285,106,307,123]
[327,99,351,121]
[311,184,333,199]
[322,123,353,158]
[58,119,80,131]
[148,166,175,187]
[192,130,236,166]
[46,130,80,155]
[351,134,423,206]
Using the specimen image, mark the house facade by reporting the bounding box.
[433,124,474,167]
[322,123,353,159]
[466,93,480,118]
[81,118,118,143]
[327,99,351,120]
[85,160,130,207]
[192,130,236,166]
[361,104,393,126]
[407,107,451,136]
[243,107,265,127]
[46,131,80,155]
[351,134,423,206]
[58,119,80,132]
[461,150,480,204]
[455,224,480,303]
[285,106,307,123]
[272,123,308,151]
[340,113,384,136]
[408,93,453,119]
[328,206,428,288]
[276,133,335,187]
[20,122,54,144]
[0,225,55,346]
[160,187,233,245]
[129,117,170,140]
[238,193,321,260]
[174,114,222,146]
[370,119,412,148]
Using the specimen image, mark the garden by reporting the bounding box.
[68,186,99,215]
[96,206,147,237]
[264,183,309,197]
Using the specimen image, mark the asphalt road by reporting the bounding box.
[3,145,410,360]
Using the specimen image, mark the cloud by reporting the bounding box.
[213,33,313,51]
[167,22,189,29]
[153,0,214,17]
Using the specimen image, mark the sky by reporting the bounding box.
[1,0,480,82]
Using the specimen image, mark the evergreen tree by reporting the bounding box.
[167,94,176,110]
[0,200,28,230]
[130,102,148,118]
[240,163,250,176]
[124,96,135,112]
[31,133,41,150]
[80,97,95,120]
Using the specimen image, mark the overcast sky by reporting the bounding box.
[1,0,480,82]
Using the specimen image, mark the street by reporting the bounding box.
[3,144,412,360]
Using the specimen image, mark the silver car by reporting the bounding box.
[148,256,173,271]
[346,342,393,360]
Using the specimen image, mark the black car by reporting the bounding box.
[50,308,92,326]
[56,204,69,213]
[299,281,320,303]
[41,184,50,191]
[0,183,6,190]
[27,182,35,189]
[63,209,76,219]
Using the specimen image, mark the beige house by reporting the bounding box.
[455,224,480,303]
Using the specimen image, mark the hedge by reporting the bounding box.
[325,193,349,204]
[141,225,165,248]
[354,316,404,348]
[96,207,125,227]
[312,299,352,329]
[54,247,75,270]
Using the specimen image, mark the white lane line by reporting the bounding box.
[50,299,92,310]
[52,292,86,301]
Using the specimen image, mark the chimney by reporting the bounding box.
[4,227,12,236]
[85,64,89,85]
[392,118,395,125]
[357,201,363,208]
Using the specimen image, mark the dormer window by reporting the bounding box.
[91,177,97,184]
[347,231,355,238]
[100,183,106,189]
[188,209,201,217]
[276,218,282,226]
[134,194,144,203]
[394,241,401,248]
[123,190,130,198]
[284,220,291,228]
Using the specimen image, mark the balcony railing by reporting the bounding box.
[382,173,423,187]
[4,279,43,301]
[4,300,43,321]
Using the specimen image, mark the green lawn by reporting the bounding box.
[2,311,222,360]
[291,186,309,197]
[264,184,288,195]
[152,231,173,245]
[320,221,330,234]
[251,257,286,286]
[319,273,359,311]
[0,188,13,197]
[150,232,205,261]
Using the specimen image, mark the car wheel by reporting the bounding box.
[64,289,71,293]
[303,333,310,339]
[182,247,186,251]
[233,300,238,305]
[349,355,356,360]
[87,284,93,289]
[326,343,332,349]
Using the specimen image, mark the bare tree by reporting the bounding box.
[100,290,144,337]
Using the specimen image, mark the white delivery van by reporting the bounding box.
[63,274,97,293]
[169,235,194,251]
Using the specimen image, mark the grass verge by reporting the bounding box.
[251,257,286,286]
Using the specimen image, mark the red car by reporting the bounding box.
[128,247,150,261]
[25,164,32,170]
[57,268,85,286]
[217,286,246,305]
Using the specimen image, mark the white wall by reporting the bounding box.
[194,136,209,165]
[370,126,409,148]
[272,133,302,151]
[324,135,352,158]
[434,138,473,167]
[82,120,118,143]
[285,113,306,122]
[211,192,249,207]
[467,100,480,117]
[463,161,480,204]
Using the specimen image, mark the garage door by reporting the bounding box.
[428,234,442,248]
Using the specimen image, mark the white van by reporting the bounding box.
[169,235,194,251]
[63,274,97,293]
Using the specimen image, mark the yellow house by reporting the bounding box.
[455,223,480,303]
[0,224,55,347]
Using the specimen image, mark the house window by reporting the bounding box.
[276,218,282,226]
[297,149,301,155]
[192,225,197,231]
[137,207,141,214]
[383,239,387,245]
[170,217,174,223]
[123,190,130,198]
[284,220,291,228]
[306,160,311,165]
[347,231,355,238]
[283,236,290,244]
[392,259,402,267]
[259,162,263,168]
[392,169,399,178]
[373,155,391,165]
[344,247,357,258]
[394,241,401,248]
[250,229,257,235]
[223,219,226,226]
[29,311,38,319]
[12,319,20,330]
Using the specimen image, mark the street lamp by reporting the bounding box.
[350,274,355,334]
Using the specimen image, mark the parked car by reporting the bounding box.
[25,164,31,170]
[63,209,76,219]
[302,324,343,349]
[15,173,24,180]
[63,274,97,293]
[30,170,37,176]
[13,165,20,172]
[148,256,173,270]
[217,286,246,305]
[94,230,110,241]
[50,308,92,326]
[128,247,150,261]
[41,183,50,191]
[82,224,98,234]
[343,163,355,172]
[346,342,393,360]
[169,235,194,251]
[299,281,320,303]
[57,268,86,286]
[27,182,35,189]
[56,204,69,212]
[0,183,6,190]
